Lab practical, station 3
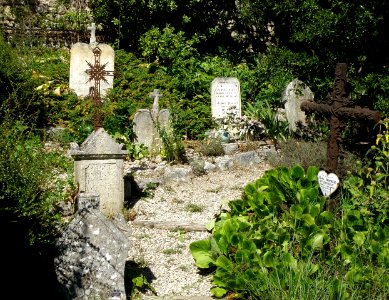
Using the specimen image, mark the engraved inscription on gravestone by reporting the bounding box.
[211,77,241,118]
[85,163,119,202]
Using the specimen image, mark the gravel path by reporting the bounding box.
[126,160,271,298]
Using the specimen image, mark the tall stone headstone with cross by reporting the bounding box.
[133,89,170,151]
[70,128,127,216]
[55,193,130,300]
[211,77,241,119]
[69,23,115,98]
[301,63,381,173]
[283,79,314,132]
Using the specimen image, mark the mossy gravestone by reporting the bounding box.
[55,193,130,300]
[283,79,313,132]
[133,89,170,151]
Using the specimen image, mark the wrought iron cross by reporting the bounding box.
[85,46,114,129]
[301,63,381,173]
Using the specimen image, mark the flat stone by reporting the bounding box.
[163,166,193,182]
[234,151,261,167]
[222,142,239,155]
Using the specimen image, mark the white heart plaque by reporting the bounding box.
[318,170,340,197]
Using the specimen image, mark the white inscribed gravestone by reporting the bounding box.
[318,170,340,197]
[211,77,241,119]
[69,23,114,98]
[282,79,314,132]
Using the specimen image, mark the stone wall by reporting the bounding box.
[0,0,98,47]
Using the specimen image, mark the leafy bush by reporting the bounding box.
[199,138,225,157]
[0,118,74,245]
[245,101,289,144]
[268,139,327,170]
[190,162,389,299]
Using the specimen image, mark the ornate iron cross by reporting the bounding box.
[85,46,114,129]
[301,63,381,173]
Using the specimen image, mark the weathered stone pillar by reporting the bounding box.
[70,128,127,216]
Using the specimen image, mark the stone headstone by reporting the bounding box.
[211,77,241,119]
[69,24,114,98]
[133,89,170,151]
[283,79,314,132]
[55,193,130,300]
[70,128,127,216]
[318,170,339,197]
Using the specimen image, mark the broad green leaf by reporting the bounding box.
[290,204,303,218]
[291,164,305,180]
[189,240,214,268]
[312,233,324,249]
[263,250,275,267]
[319,211,334,224]
[310,204,321,217]
[301,214,315,226]
[306,166,319,182]
[205,218,216,231]
[211,287,227,298]
[353,231,366,247]
[216,255,233,271]
[132,275,144,287]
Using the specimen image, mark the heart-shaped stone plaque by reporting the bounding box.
[318,170,340,197]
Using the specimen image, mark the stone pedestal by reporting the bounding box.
[70,128,127,216]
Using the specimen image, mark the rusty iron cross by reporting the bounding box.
[301,63,381,174]
[85,46,114,129]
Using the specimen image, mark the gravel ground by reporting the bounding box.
[126,160,271,298]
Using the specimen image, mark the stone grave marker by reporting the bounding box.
[283,79,314,132]
[55,193,130,299]
[133,89,170,151]
[69,23,114,98]
[211,77,241,119]
[70,128,127,216]
[301,63,381,173]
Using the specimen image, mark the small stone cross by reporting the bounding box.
[149,89,163,118]
[301,63,381,173]
[87,23,97,44]
[85,46,115,129]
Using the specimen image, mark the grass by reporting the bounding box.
[184,203,205,213]
[162,248,182,255]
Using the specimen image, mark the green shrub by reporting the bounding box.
[0,118,74,245]
[199,138,225,157]
[190,162,389,299]
[245,101,289,144]
[268,139,327,170]
[159,126,186,163]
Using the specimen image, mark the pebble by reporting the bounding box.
[126,158,271,298]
